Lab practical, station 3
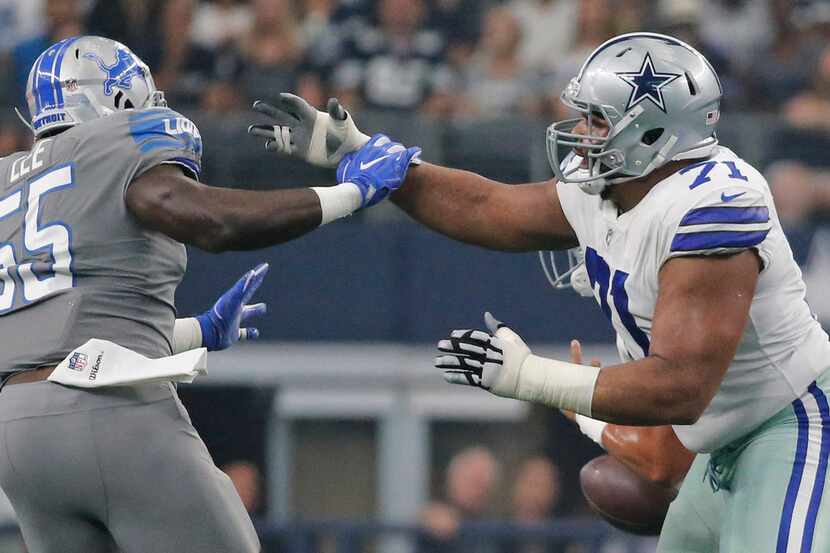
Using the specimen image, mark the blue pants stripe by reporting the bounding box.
[777,397,810,553]
[801,383,830,552]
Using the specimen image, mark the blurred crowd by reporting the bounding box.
[1,0,830,224]
[3,0,830,119]
[419,447,570,553]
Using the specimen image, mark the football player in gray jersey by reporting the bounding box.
[0,36,420,553]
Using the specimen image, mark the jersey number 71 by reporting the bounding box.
[0,164,74,313]
[585,246,651,356]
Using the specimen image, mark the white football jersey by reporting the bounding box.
[557,146,830,452]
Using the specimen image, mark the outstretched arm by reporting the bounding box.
[245,93,577,252]
[127,165,323,252]
[392,163,578,252]
[126,136,420,253]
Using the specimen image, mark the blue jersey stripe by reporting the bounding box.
[138,138,184,154]
[801,383,830,553]
[777,398,810,553]
[611,270,650,355]
[679,206,769,227]
[670,229,769,252]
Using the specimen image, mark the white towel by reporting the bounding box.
[49,339,207,388]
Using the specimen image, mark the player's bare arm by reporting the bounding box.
[127,165,323,252]
[128,134,421,252]
[249,92,577,252]
[392,164,577,251]
[590,251,760,425]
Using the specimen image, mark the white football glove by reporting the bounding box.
[435,312,531,398]
[437,313,601,413]
[248,93,370,168]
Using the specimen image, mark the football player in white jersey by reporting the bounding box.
[256,32,830,552]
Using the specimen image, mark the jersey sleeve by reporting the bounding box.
[661,184,773,266]
[125,108,203,181]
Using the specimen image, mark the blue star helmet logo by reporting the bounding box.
[616,52,681,113]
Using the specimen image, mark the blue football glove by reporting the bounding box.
[196,263,269,351]
[336,133,421,208]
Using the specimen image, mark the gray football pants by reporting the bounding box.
[0,380,260,553]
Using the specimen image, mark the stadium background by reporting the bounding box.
[1,0,830,551]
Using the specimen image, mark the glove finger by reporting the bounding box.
[436,339,455,353]
[484,312,523,344]
[443,371,479,387]
[484,311,504,334]
[327,97,347,121]
[458,356,483,370]
[458,341,486,356]
[449,329,493,344]
[248,125,279,138]
[242,263,270,303]
[252,100,300,124]
[438,338,486,357]
[277,93,316,119]
[434,355,462,369]
[238,327,259,341]
[241,302,267,322]
[370,134,391,147]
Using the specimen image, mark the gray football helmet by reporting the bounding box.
[547,32,722,195]
[25,36,166,138]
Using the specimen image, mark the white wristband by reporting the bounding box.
[173,317,203,354]
[575,414,608,447]
[312,183,362,225]
[513,354,600,416]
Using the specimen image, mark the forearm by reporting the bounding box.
[392,163,575,251]
[206,186,324,251]
[130,177,325,252]
[590,356,713,426]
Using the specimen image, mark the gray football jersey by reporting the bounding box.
[0,107,203,373]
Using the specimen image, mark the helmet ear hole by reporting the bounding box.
[641,128,664,146]
[124,98,134,109]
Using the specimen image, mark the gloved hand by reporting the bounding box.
[248,93,370,168]
[435,312,531,398]
[196,263,269,351]
[337,134,422,208]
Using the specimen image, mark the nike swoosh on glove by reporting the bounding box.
[336,134,422,208]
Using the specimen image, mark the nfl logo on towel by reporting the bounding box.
[68,352,88,372]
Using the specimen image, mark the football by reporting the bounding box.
[580,454,678,536]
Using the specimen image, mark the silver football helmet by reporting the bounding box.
[547,32,722,195]
[25,36,166,138]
